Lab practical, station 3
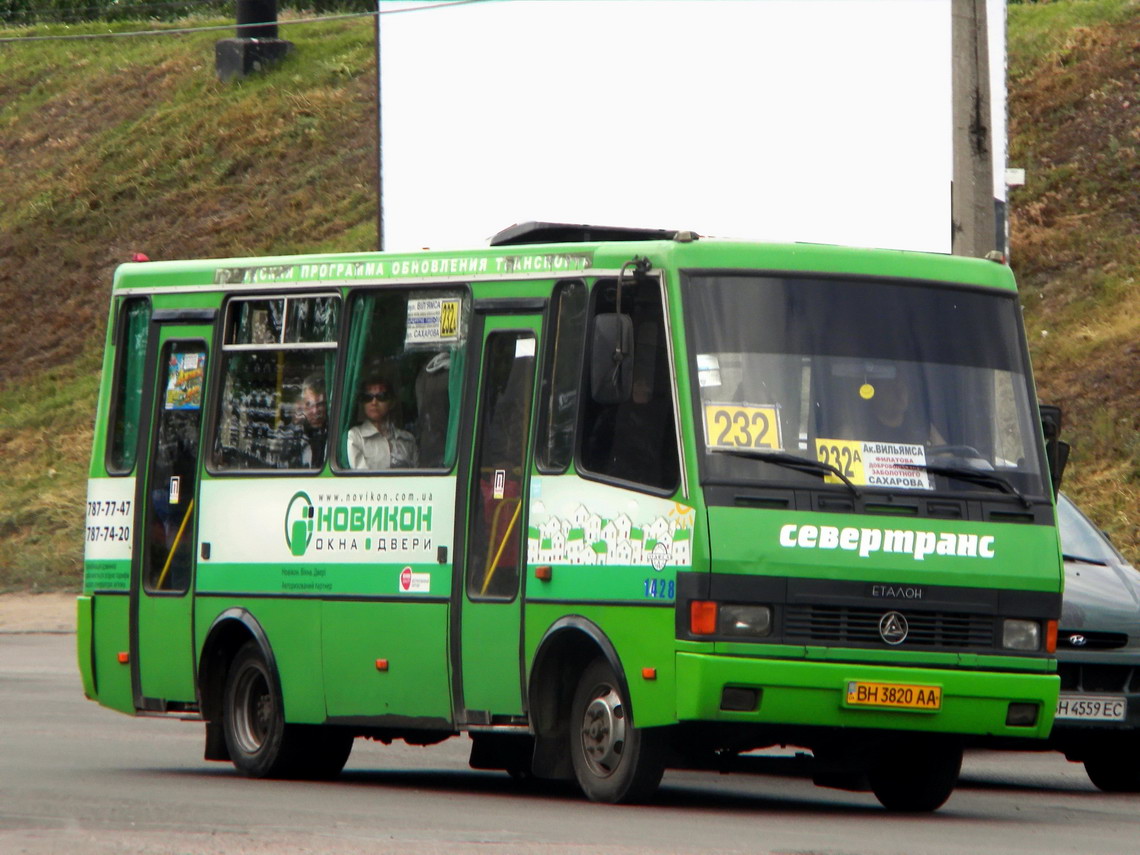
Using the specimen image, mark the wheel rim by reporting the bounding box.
[579,684,627,778]
[232,663,272,755]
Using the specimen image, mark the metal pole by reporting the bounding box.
[236,0,278,39]
[951,0,996,258]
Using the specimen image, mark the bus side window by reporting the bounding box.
[536,280,587,473]
[579,278,679,492]
[337,289,469,472]
[211,296,339,472]
[107,297,152,474]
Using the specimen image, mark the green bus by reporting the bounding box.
[78,223,1065,811]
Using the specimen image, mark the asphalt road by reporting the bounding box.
[3,633,1139,855]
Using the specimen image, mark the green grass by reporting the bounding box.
[1,16,379,590]
[0,346,102,591]
[1008,1,1140,560]
[1008,0,1138,75]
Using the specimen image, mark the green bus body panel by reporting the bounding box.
[711,641,1056,673]
[462,602,525,716]
[709,507,1063,592]
[194,597,326,723]
[197,563,447,597]
[322,601,452,721]
[525,475,696,603]
[84,594,134,714]
[138,594,196,703]
[76,596,96,699]
[83,477,135,593]
[195,478,453,597]
[676,652,1059,739]
[524,603,679,729]
[107,240,1017,297]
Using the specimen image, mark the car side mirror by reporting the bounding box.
[1039,404,1070,496]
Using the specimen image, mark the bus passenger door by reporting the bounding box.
[456,316,540,721]
[131,321,212,710]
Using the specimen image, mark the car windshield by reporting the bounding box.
[1058,494,1125,565]
[682,273,1048,499]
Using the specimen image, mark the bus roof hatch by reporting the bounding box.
[489,221,697,246]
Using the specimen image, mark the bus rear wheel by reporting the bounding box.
[223,640,353,779]
[867,734,961,812]
[569,658,665,804]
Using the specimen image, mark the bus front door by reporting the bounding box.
[456,316,539,721]
[131,321,212,711]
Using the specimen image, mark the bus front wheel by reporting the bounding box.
[569,658,665,804]
[867,734,961,812]
[222,640,352,779]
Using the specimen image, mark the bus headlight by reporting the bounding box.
[718,604,773,638]
[1002,619,1041,651]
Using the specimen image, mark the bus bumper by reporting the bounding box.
[675,652,1059,740]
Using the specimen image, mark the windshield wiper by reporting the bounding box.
[899,463,1031,508]
[711,448,861,497]
[1062,553,1108,567]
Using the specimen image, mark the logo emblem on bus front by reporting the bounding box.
[879,611,909,645]
[1067,634,1088,647]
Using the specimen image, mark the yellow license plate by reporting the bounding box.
[846,681,942,711]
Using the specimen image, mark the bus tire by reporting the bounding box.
[222,640,352,779]
[867,734,961,812]
[569,657,665,804]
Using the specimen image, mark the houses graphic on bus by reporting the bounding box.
[528,505,693,568]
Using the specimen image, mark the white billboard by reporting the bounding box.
[379,0,1006,254]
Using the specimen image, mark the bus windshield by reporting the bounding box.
[683,273,1048,499]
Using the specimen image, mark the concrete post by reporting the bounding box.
[215,0,294,82]
[951,0,997,258]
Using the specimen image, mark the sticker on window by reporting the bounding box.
[406,297,462,346]
[164,352,205,410]
[814,438,932,490]
[696,354,722,388]
[703,403,782,451]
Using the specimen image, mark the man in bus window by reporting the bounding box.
[347,376,418,470]
[291,374,328,469]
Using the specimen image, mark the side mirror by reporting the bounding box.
[1039,404,1070,495]
[590,314,634,405]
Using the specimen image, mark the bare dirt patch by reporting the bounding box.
[0,592,76,633]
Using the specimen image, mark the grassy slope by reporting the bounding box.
[1008,0,1140,559]
[0,17,377,590]
[1,3,1137,590]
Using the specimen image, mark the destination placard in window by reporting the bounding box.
[406,297,462,346]
[815,439,933,490]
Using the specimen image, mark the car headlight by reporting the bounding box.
[1002,619,1041,651]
